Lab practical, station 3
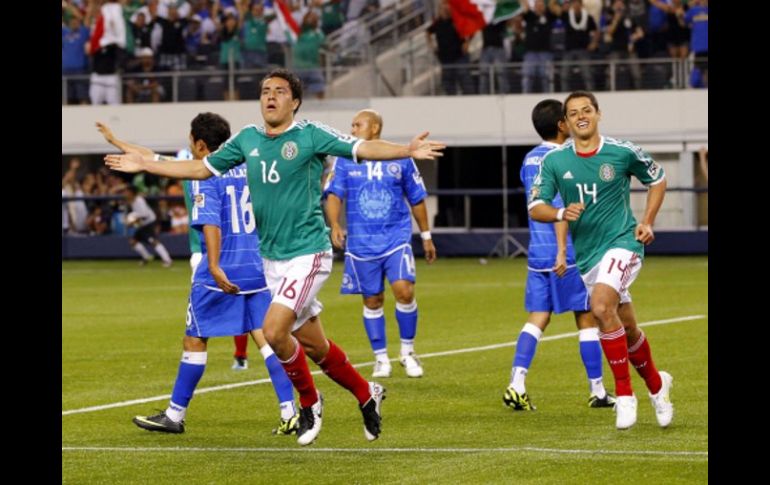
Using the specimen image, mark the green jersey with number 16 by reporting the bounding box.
[204,120,362,260]
[528,136,665,274]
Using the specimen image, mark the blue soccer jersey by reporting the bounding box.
[190,165,267,292]
[324,156,427,258]
[520,142,577,271]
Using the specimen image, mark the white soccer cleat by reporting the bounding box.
[296,391,323,446]
[649,371,674,428]
[372,360,392,378]
[399,352,424,378]
[614,395,637,430]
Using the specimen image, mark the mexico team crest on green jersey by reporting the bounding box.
[599,163,615,182]
[281,141,299,160]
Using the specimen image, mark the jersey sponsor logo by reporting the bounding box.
[194,193,205,207]
[387,163,402,179]
[349,170,363,177]
[249,148,260,157]
[281,141,299,160]
[599,163,615,182]
[563,170,574,179]
[357,182,393,220]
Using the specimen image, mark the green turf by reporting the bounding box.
[62,256,708,484]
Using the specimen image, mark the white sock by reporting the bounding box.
[590,378,607,399]
[279,401,297,420]
[165,401,186,423]
[375,351,390,364]
[400,339,414,357]
[154,242,172,264]
[132,242,152,260]
[510,366,528,395]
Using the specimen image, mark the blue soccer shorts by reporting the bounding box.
[185,284,271,338]
[524,266,590,314]
[340,244,416,296]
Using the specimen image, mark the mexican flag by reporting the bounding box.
[448,0,523,38]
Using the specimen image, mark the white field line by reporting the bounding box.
[61,446,707,458]
[62,314,706,417]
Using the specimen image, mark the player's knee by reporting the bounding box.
[392,286,414,303]
[182,335,206,352]
[363,294,384,309]
[591,302,616,323]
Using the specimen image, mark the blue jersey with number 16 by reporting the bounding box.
[190,165,266,292]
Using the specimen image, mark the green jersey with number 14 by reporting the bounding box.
[529,136,665,274]
[204,120,361,260]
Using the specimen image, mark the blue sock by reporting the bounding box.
[168,351,207,421]
[578,328,603,380]
[395,300,418,341]
[260,345,296,419]
[363,306,387,354]
[512,323,542,369]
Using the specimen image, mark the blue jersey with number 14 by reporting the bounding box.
[190,165,266,292]
[325,157,427,258]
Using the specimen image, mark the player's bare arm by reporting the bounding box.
[325,193,347,249]
[96,122,155,158]
[635,178,667,245]
[357,132,446,161]
[202,225,240,294]
[410,200,436,264]
[105,152,214,180]
[552,220,568,277]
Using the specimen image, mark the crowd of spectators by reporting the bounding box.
[63,0,384,104]
[426,0,707,95]
[62,157,188,236]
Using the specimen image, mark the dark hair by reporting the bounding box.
[531,99,563,141]
[563,90,599,117]
[190,112,231,152]
[260,68,303,113]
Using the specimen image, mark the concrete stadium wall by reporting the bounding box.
[62,90,707,153]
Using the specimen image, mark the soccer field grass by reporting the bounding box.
[62,256,708,484]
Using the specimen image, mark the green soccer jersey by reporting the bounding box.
[529,136,665,274]
[182,180,201,253]
[204,120,361,260]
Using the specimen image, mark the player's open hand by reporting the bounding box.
[409,131,446,160]
[552,251,567,277]
[423,239,437,264]
[562,202,584,221]
[105,152,145,173]
[330,224,346,249]
[635,223,655,245]
[210,266,240,294]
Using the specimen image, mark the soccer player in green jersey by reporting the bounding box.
[528,91,673,431]
[105,68,445,446]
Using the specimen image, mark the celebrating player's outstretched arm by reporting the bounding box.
[105,151,214,180]
[357,131,446,161]
[96,122,155,158]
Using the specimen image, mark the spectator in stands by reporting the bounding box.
[131,10,155,54]
[318,0,344,35]
[520,0,559,94]
[218,9,244,70]
[151,1,190,71]
[166,182,189,234]
[62,10,91,105]
[649,0,689,61]
[479,19,510,94]
[86,205,112,235]
[88,0,126,105]
[553,0,599,92]
[293,10,327,99]
[241,1,269,69]
[123,185,174,267]
[426,0,475,95]
[684,0,707,88]
[602,0,644,90]
[264,3,288,66]
[62,158,89,234]
[126,47,165,103]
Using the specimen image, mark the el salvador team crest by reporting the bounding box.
[357,181,393,220]
[281,141,298,160]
